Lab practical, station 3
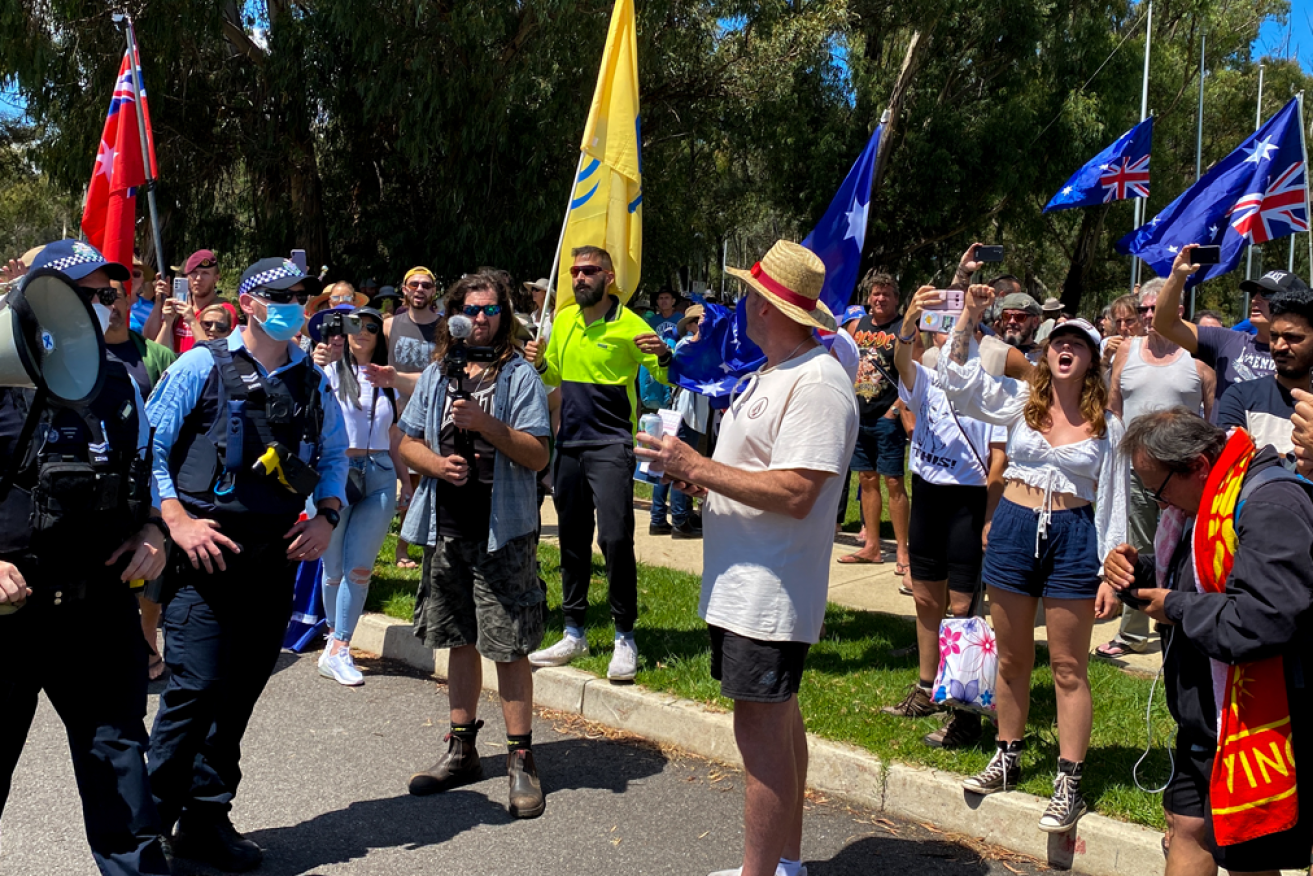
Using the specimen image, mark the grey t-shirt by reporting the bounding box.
[1196,326,1273,400]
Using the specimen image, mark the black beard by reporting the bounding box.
[575,282,606,308]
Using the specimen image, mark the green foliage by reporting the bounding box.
[0,0,1304,318]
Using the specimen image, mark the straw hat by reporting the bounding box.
[307,282,370,315]
[725,241,835,331]
[677,304,705,334]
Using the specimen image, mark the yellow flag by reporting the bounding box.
[557,0,642,309]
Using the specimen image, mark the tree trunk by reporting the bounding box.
[1060,204,1110,315]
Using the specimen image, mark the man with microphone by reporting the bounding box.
[396,274,551,818]
[0,240,171,875]
[144,255,347,871]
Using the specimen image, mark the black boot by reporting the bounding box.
[507,749,545,818]
[173,811,263,872]
[409,722,484,796]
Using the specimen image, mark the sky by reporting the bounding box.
[1257,0,1313,71]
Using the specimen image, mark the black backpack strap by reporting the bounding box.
[1237,465,1313,522]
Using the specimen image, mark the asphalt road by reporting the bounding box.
[2,650,1056,876]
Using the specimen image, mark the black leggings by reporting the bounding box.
[908,475,987,594]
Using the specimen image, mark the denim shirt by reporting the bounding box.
[398,354,549,552]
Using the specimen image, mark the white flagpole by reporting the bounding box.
[1244,63,1265,308]
[536,150,588,342]
[1299,92,1312,282]
[1130,0,1153,292]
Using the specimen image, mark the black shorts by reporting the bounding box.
[1164,732,1313,871]
[908,476,987,594]
[709,626,810,703]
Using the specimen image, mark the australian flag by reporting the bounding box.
[670,125,882,399]
[1044,117,1154,212]
[1117,98,1307,286]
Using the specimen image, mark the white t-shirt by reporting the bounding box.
[700,346,859,644]
[899,362,1004,487]
[326,364,395,451]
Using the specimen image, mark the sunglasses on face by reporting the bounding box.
[360,321,382,335]
[200,320,230,333]
[1137,304,1156,315]
[462,304,502,317]
[568,265,607,279]
[1000,310,1031,323]
[254,289,309,305]
[406,281,435,291]
[81,286,120,305]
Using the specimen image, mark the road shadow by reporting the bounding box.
[177,735,666,875]
[807,831,1010,875]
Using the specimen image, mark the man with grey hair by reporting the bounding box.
[1105,406,1313,876]
[1095,278,1214,660]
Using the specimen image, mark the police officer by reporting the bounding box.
[0,240,170,876]
[145,256,347,872]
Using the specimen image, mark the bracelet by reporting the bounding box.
[896,326,918,344]
[146,515,171,541]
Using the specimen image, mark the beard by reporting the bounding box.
[574,279,606,308]
[1001,326,1034,348]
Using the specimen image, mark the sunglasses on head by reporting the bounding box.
[461,304,502,317]
[568,265,607,278]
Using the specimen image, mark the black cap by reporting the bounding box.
[238,257,322,298]
[1240,270,1311,299]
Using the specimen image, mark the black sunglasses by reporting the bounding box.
[1151,469,1176,503]
[81,286,120,305]
[254,289,310,305]
[360,321,382,335]
[568,265,606,278]
[462,304,502,317]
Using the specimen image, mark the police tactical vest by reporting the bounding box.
[168,340,324,518]
[0,365,151,584]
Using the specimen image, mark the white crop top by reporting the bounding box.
[936,349,1127,562]
[326,365,395,452]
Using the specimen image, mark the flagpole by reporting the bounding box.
[1244,63,1265,304]
[535,149,588,340]
[1130,0,1153,292]
[1299,91,1312,282]
[118,14,166,285]
[1190,26,1204,318]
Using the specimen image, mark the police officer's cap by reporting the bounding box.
[238,257,323,299]
[23,239,130,288]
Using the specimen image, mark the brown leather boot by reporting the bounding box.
[408,728,484,796]
[507,749,545,818]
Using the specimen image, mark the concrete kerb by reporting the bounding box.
[352,612,1164,876]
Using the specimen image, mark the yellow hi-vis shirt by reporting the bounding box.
[539,296,668,447]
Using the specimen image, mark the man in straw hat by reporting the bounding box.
[636,240,858,876]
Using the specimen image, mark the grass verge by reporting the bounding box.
[365,523,1171,830]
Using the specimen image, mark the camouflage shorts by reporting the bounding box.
[414,533,544,662]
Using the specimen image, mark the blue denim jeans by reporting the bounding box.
[322,452,398,641]
[650,421,701,527]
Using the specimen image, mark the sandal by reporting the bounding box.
[837,553,884,565]
[1093,639,1142,659]
[895,563,910,577]
[395,556,419,570]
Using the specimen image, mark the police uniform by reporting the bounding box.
[0,242,169,876]
[144,258,346,867]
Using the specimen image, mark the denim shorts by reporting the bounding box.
[981,498,1100,599]
[849,416,907,476]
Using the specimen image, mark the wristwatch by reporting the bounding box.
[319,508,341,529]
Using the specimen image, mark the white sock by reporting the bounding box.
[778,858,803,876]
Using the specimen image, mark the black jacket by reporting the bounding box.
[1137,448,1313,743]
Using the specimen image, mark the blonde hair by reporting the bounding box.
[198,304,233,331]
[1023,337,1109,439]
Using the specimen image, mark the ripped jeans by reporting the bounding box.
[322,452,397,641]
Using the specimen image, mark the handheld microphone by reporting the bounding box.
[448,314,474,340]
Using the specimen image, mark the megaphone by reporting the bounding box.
[0,272,106,404]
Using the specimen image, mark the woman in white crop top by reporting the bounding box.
[935,285,1128,835]
[311,306,406,686]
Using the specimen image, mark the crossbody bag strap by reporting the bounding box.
[945,401,990,475]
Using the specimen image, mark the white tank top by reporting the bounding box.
[1120,337,1203,423]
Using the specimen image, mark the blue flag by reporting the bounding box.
[1116,98,1308,286]
[671,126,882,398]
[1044,118,1154,212]
[802,124,883,314]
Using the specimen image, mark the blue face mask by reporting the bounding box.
[256,301,304,342]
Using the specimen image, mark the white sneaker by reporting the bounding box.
[707,866,806,876]
[319,645,364,686]
[528,635,589,667]
[607,637,638,681]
